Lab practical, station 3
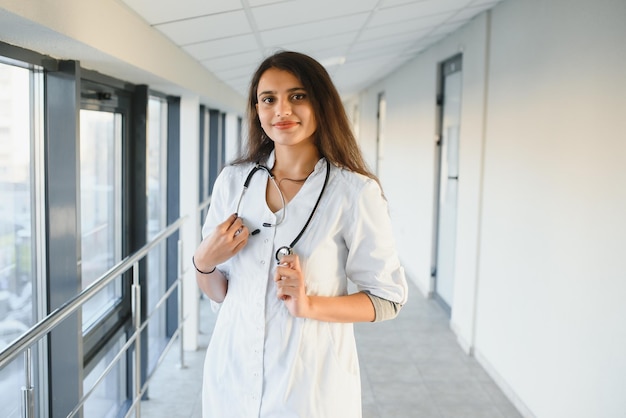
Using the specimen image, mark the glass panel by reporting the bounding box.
[0,62,35,417]
[83,335,126,418]
[0,356,23,417]
[147,97,168,371]
[200,110,210,223]
[80,109,122,331]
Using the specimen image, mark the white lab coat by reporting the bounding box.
[201,153,407,418]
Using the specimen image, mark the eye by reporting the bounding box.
[260,96,275,104]
[291,93,306,101]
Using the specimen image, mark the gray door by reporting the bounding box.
[433,55,462,313]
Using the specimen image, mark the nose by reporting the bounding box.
[276,98,292,116]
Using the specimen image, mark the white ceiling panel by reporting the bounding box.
[379,0,470,13]
[214,65,258,83]
[155,10,251,46]
[371,0,467,27]
[280,34,356,55]
[451,3,497,21]
[259,14,368,46]
[183,34,257,61]
[119,0,504,97]
[202,50,264,72]
[251,0,378,31]
[247,0,296,7]
[359,21,433,43]
[351,31,426,53]
[122,0,243,25]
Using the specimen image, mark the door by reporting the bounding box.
[432,55,462,314]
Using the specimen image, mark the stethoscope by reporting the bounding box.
[236,158,331,262]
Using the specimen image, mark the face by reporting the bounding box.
[256,68,317,148]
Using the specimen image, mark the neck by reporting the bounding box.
[272,143,320,179]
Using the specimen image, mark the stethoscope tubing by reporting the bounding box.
[236,159,331,262]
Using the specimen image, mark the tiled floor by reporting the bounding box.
[141,280,523,417]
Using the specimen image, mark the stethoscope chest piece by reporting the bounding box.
[275,246,292,263]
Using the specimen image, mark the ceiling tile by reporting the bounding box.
[372,0,467,27]
[213,65,256,82]
[279,33,356,55]
[380,0,469,12]
[155,10,252,46]
[427,19,468,38]
[250,0,378,31]
[451,3,496,21]
[259,14,368,47]
[359,19,434,42]
[183,34,258,61]
[346,41,414,63]
[121,0,242,25]
[247,0,295,7]
[202,50,264,72]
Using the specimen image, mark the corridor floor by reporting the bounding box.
[141,280,522,417]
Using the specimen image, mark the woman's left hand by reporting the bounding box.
[274,254,310,318]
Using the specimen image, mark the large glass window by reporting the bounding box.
[0,59,42,418]
[80,109,123,331]
[83,334,126,418]
[79,80,134,417]
[146,96,168,371]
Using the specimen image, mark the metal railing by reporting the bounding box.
[0,215,188,418]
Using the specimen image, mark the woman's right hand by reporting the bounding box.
[193,213,250,272]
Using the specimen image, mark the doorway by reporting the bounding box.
[432,54,463,315]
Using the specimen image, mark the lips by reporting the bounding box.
[273,121,299,129]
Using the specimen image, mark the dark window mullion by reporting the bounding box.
[44,59,82,418]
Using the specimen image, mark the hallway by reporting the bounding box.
[141,280,522,417]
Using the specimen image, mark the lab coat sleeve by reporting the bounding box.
[344,179,408,305]
[201,166,236,310]
[201,167,232,244]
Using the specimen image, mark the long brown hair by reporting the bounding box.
[235,51,377,182]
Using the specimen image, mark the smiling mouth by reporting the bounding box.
[273,121,299,129]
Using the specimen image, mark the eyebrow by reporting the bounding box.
[257,87,306,97]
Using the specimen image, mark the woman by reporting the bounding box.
[193,51,408,417]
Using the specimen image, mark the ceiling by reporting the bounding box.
[119,0,502,98]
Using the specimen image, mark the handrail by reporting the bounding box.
[0,215,187,370]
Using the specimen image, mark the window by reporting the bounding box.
[146,95,168,371]
[0,58,43,418]
[83,334,126,418]
[79,78,135,415]
[80,109,123,330]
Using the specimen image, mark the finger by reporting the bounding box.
[229,216,244,233]
[276,285,288,301]
[218,213,239,232]
[275,265,295,280]
[277,254,300,270]
[275,277,294,294]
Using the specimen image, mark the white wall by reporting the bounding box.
[354,0,626,416]
[475,0,626,416]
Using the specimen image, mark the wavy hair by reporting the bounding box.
[235,51,377,182]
